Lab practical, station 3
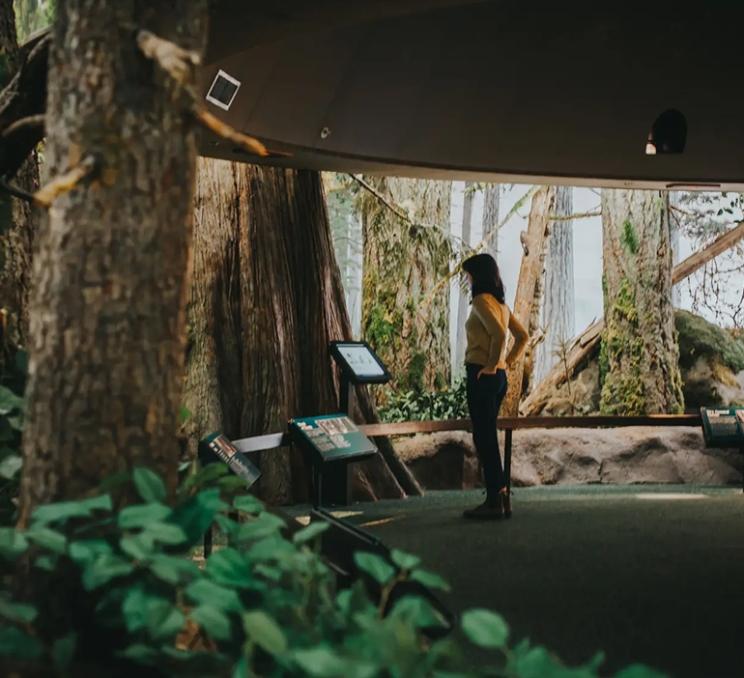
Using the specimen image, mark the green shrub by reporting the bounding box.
[379,379,468,423]
[0,466,664,677]
[0,348,26,524]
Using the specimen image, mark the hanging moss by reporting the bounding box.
[621,220,639,255]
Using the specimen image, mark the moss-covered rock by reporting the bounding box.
[675,309,744,373]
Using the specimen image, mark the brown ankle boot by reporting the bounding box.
[463,495,504,520]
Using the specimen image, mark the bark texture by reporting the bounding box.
[482,182,500,258]
[20,0,208,520]
[0,0,39,346]
[534,186,575,384]
[599,190,684,415]
[361,176,452,401]
[502,186,556,417]
[454,181,474,374]
[183,160,417,504]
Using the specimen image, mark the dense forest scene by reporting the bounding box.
[1,2,743,677]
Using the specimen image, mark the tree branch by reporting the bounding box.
[34,156,99,208]
[136,30,200,85]
[0,114,45,140]
[194,107,269,157]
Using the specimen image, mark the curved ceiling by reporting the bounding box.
[198,1,744,189]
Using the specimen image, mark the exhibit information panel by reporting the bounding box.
[330,341,390,384]
[700,407,744,448]
[289,414,377,463]
[200,432,262,486]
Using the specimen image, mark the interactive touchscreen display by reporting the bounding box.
[330,341,390,384]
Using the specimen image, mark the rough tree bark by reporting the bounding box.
[501,186,556,417]
[599,189,684,415]
[482,182,500,258]
[361,176,452,401]
[183,160,418,503]
[534,186,575,383]
[20,0,208,521]
[0,0,39,347]
[454,181,474,374]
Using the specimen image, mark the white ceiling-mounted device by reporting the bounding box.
[205,69,241,111]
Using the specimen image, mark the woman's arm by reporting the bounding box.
[505,312,529,367]
[472,295,506,370]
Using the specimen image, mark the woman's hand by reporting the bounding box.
[477,366,499,379]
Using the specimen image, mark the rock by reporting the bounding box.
[397,427,744,490]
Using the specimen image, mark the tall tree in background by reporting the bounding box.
[20,0,208,521]
[482,183,500,258]
[361,177,452,399]
[599,190,683,414]
[533,186,575,383]
[0,0,39,347]
[183,160,418,504]
[453,181,474,374]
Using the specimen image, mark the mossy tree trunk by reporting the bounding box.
[0,0,39,348]
[19,0,208,521]
[183,160,417,503]
[534,186,575,384]
[599,189,684,415]
[454,181,474,376]
[361,177,452,401]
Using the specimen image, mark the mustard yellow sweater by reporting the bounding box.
[464,294,529,370]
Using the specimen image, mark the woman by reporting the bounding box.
[461,253,528,520]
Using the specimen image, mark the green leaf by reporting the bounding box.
[614,665,668,678]
[354,551,396,586]
[31,494,112,525]
[246,536,295,562]
[68,538,113,565]
[292,646,348,677]
[119,643,157,664]
[133,467,166,503]
[233,494,264,514]
[143,521,187,545]
[243,610,287,656]
[0,527,28,559]
[410,568,452,592]
[120,534,154,561]
[0,597,37,623]
[292,521,329,545]
[461,608,509,649]
[149,554,199,585]
[186,578,243,612]
[191,604,232,641]
[52,633,77,670]
[391,548,421,571]
[82,554,134,590]
[0,385,23,415]
[205,548,253,588]
[0,454,21,479]
[390,595,447,629]
[235,512,286,541]
[179,405,192,423]
[148,604,185,641]
[118,502,171,528]
[26,526,66,553]
[0,625,43,660]
[34,554,57,571]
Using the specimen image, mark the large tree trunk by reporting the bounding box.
[361,177,452,401]
[599,190,684,415]
[482,182,500,258]
[0,0,39,347]
[183,160,416,503]
[534,186,575,384]
[454,181,474,375]
[20,0,208,521]
[502,186,556,417]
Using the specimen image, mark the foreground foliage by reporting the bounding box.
[0,464,665,677]
[379,378,468,423]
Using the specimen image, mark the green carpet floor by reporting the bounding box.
[293,485,744,678]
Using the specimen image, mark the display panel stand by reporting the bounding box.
[700,407,744,492]
[328,341,391,505]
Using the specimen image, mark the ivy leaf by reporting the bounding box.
[120,534,155,561]
[0,527,28,559]
[25,526,66,554]
[31,494,112,525]
[0,597,37,623]
[205,548,253,588]
[235,512,285,542]
[118,502,171,529]
[68,538,113,566]
[353,552,396,586]
[292,646,349,677]
[191,604,232,641]
[243,610,287,656]
[82,554,134,590]
[0,625,44,660]
[132,467,166,504]
[142,521,187,545]
[461,608,509,649]
[292,521,329,545]
[52,633,77,670]
[233,494,264,514]
[0,454,21,479]
[149,554,199,585]
[0,385,23,415]
[410,568,451,592]
[390,595,447,629]
[390,548,421,571]
[185,578,243,612]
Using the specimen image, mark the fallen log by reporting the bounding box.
[520,220,744,416]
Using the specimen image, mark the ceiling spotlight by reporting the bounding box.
[645,109,687,155]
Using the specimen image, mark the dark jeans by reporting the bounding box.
[466,363,508,494]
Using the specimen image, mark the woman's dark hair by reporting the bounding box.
[462,253,505,303]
